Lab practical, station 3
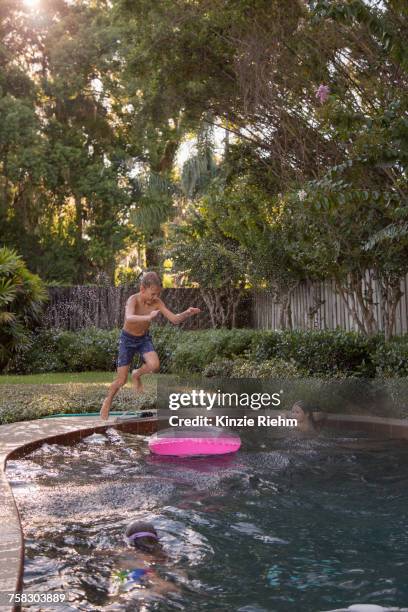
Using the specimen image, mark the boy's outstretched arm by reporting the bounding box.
[157,299,201,325]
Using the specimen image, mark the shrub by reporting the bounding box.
[9,325,186,374]
[10,329,65,374]
[250,330,281,362]
[170,328,255,373]
[251,330,378,377]
[6,325,407,379]
[9,328,120,373]
[202,358,236,377]
[230,357,305,378]
[0,247,47,371]
[150,325,181,372]
[373,336,408,377]
[55,328,119,371]
[376,378,408,418]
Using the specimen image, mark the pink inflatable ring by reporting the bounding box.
[148,426,241,457]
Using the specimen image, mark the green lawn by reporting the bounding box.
[0,372,158,424]
[0,371,155,385]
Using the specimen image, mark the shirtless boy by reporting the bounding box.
[100,271,201,420]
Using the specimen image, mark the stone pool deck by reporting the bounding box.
[0,412,407,611]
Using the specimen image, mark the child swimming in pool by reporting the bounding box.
[286,400,326,433]
[109,520,179,601]
[100,271,201,420]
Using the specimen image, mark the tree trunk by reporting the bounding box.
[145,227,165,270]
[105,259,116,285]
[307,282,325,329]
[231,287,244,328]
[74,195,86,283]
[351,270,378,335]
[381,276,403,341]
[200,288,216,328]
[145,242,160,269]
[277,282,298,330]
[335,276,369,335]
[199,286,242,328]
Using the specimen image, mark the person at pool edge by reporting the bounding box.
[100,271,200,420]
[288,400,326,433]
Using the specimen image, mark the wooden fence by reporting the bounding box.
[45,280,408,334]
[252,277,408,335]
[44,286,251,331]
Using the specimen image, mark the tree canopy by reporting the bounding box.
[0,0,407,333]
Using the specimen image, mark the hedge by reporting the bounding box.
[6,326,408,378]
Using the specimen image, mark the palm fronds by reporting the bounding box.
[0,247,47,371]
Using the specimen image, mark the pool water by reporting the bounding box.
[6,428,408,611]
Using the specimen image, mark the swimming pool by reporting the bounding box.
[6,427,408,611]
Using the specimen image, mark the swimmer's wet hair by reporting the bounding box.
[292,400,307,411]
[292,400,316,422]
[140,271,162,289]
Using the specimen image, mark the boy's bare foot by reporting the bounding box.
[131,369,144,393]
[100,398,111,420]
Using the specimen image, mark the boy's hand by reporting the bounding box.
[149,310,160,320]
[186,307,201,316]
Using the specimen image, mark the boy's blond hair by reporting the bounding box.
[140,271,162,289]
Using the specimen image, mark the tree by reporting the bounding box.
[197,177,306,329]
[168,200,247,328]
[0,0,136,283]
[275,181,408,340]
[2,0,407,318]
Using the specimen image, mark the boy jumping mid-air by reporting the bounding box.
[100,271,201,420]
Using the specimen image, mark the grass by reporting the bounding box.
[2,371,407,424]
[0,372,159,424]
[0,371,118,385]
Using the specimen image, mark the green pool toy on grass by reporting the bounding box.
[42,410,156,420]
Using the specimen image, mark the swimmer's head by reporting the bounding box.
[291,400,314,423]
[125,521,161,553]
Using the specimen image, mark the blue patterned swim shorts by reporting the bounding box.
[117,329,156,367]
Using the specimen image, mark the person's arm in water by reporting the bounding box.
[113,555,180,596]
[146,571,180,595]
[124,295,160,324]
[156,299,201,325]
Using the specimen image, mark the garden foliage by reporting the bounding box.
[7,326,408,379]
